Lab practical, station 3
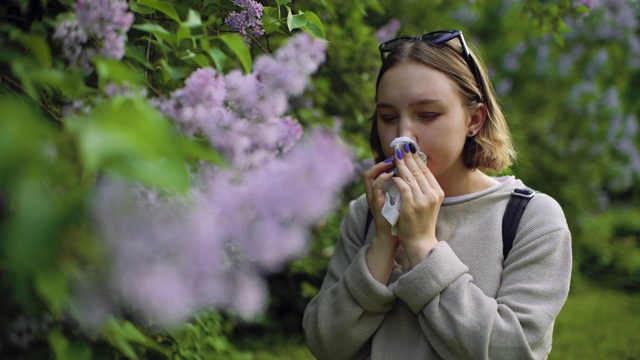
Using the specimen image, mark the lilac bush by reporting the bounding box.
[498,0,640,193]
[89,33,355,326]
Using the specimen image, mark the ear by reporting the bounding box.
[467,103,487,137]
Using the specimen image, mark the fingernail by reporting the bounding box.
[384,157,394,163]
[385,168,396,174]
[403,142,410,153]
[409,143,417,154]
[396,148,403,160]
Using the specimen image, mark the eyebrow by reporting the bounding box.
[376,98,443,109]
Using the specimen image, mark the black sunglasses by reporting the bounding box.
[379,30,487,103]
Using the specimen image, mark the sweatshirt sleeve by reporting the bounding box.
[392,193,572,359]
[303,196,397,360]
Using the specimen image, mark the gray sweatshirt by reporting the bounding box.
[303,177,572,359]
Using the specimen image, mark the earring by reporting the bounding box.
[468,130,474,136]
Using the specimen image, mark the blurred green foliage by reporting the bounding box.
[1,0,640,358]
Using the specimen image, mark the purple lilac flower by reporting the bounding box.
[75,0,134,59]
[572,0,595,8]
[375,18,401,44]
[104,82,148,98]
[224,0,265,45]
[52,19,88,68]
[53,0,133,70]
[451,7,481,24]
[502,41,527,72]
[155,68,227,135]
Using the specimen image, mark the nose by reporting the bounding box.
[398,116,416,140]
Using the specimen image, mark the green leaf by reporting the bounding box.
[286,6,308,31]
[207,48,226,71]
[11,63,88,99]
[191,54,210,68]
[183,9,202,28]
[101,318,160,359]
[575,5,591,14]
[124,43,154,69]
[159,59,187,81]
[276,0,291,5]
[129,0,156,15]
[177,25,192,45]
[132,23,176,45]
[94,58,144,90]
[219,33,252,73]
[48,329,92,360]
[136,0,180,22]
[18,33,52,67]
[263,5,279,17]
[35,271,69,316]
[261,7,283,35]
[302,11,325,38]
[64,96,190,191]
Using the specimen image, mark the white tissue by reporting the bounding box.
[381,137,427,235]
[389,136,427,163]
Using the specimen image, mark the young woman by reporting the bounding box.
[303,30,572,359]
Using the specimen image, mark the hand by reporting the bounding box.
[363,157,397,245]
[393,144,444,267]
[363,157,399,283]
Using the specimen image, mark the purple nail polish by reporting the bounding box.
[403,142,410,153]
[396,148,403,160]
[384,157,394,163]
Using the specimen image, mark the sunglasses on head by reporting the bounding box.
[379,30,487,103]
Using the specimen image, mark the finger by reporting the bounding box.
[390,175,416,208]
[393,146,425,197]
[403,148,433,195]
[421,164,443,195]
[364,157,395,182]
[367,169,394,210]
[364,158,395,196]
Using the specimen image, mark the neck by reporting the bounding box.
[437,168,498,198]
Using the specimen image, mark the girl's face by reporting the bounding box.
[376,61,480,181]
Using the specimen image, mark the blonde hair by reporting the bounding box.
[370,39,516,172]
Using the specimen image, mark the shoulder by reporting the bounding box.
[526,191,567,225]
[349,193,370,217]
[512,187,571,254]
[341,194,370,241]
[502,177,568,226]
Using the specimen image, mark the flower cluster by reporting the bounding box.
[88,32,355,326]
[53,19,89,68]
[224,0,265,45]
[156,33,327,170]
[53,0,134,71]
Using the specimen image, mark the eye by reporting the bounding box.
[378,114,398,123]
[417,112,439,120]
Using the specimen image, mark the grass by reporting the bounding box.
[551,281,640,359]
[240,281,640,359]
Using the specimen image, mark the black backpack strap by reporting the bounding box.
[502,188,536,260]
